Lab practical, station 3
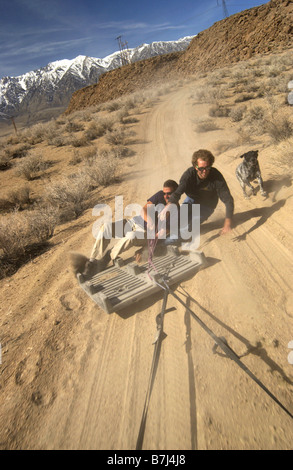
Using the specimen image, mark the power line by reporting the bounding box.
[115,35,131,66]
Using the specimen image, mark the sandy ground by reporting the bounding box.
[0,84,293,450]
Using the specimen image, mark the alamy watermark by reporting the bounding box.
[91,195,200,247]
[288,80,293,105]
[288,340,293,365]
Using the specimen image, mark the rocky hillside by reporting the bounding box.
[65,0,293,115]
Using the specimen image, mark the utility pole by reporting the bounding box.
[0,112,18,134]
[11,116,17,134]
[116,35,131,66]
[217,0,229,18]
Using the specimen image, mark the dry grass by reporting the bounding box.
[105,126,129,146]
[209,104,230,118]
[265,113,293,143]
[14,153,50,180]
[229,105,247,122]
[44,172,92,221]
[195,119,219,133]
[0,207,58,278]
[82,149,119,187]
[271,137,293,171]
[0,186,31,213]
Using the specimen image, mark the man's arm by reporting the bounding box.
[168,168,191,205]
[216,176,234,234]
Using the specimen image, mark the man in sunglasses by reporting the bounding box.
[87,179,179,268]
[167,149,234,235]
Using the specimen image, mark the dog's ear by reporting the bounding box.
[240,153,245,159]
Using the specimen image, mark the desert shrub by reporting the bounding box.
[7,186,31,209]
[69,150,83,165]
[4,143,31,159]
[44,173,91,220]
[0,198,14,212]
[0,207,58,277]
[0,152,12,170]
[104,100,122,112]
[192,86,226,103]
[235,93,255,103]
[209,104,230,117]
[195,119,219,133]
[250,68,264,78]
[109,145,133,159]
[105,126,128,146]
[247,105,265,121]
[116,108,130,123]
[69,135,88,147]
[49,135,71,147]
[83,122,100,141]
[265,96,283,114]
[82,152,118,187]
[15,154,49,180]
[265,115,293,143]
[84,119,112,140]
[70,110,94,122]
[65,120,84,133]
[122,116,139,124]
[267,65,281,77]
[3,133,23,146]
[123,97,138,109]
[42,121,61,141]
[272,137,293,169]
[1,186,31,211]
[22,123,49,144]
[229,105,247,122]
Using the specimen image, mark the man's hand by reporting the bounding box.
[156,227,167,239]
[220,218,232,235]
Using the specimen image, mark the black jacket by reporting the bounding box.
[169,166,234,219]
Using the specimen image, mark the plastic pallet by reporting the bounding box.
[77,250,207,314]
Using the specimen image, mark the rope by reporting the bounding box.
[136,286,169,450]
[147,238,158,279]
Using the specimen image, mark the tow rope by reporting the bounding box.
[147,238,158,279]
[136,267,293,449]
[136,285,169,450]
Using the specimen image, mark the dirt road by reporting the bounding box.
[0,84,292,450]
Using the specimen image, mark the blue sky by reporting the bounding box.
[0,0,267,78]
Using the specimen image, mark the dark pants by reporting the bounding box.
[183,196,214,224]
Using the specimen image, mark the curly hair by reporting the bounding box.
[191,149,215,167]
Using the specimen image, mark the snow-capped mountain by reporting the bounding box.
[0,36,193,121]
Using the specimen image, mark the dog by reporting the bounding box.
[236,150,267,199]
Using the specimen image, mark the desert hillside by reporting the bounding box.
[65,0,293,115]
[0,0,292,451]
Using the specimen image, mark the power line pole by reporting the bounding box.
[116,35,131,66]
[11,116,18,134]
[0,112,18,133]
[217,0,229,18]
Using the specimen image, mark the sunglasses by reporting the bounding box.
[196,165,212,172]
[163,191,173,196]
